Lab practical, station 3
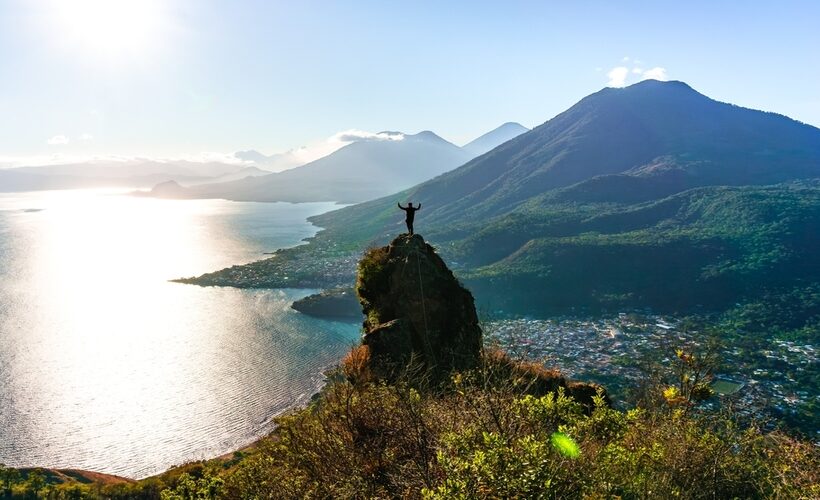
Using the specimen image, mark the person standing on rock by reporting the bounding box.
[398,201,421,235]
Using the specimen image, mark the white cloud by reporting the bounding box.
[329,129,405,144]
[606,66,630,87]
[80,133,94,141]
[605,60,670,87]
[277,129,405,166]
[622,56,630,62]
[172,151,248,164]
[47,134,70,145]
[640,67,668,81]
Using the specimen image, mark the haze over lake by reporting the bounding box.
[0,189,359,478]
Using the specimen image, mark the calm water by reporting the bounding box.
[0,189,359,478]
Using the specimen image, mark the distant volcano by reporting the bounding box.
[462,121,529,156]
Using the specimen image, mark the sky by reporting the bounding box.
[1,0,819,166]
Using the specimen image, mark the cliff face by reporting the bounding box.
[356,234,482,380]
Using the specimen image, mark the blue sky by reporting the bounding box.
[1,0,818,164]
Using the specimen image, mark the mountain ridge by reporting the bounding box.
[182,130,473,203]
[462,121,529,156]
[164,125,531,204]
[181,80,820,321]
[309,79,820,233]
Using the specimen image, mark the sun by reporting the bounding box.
[48,0,169,59]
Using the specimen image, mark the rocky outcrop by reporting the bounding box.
[481,349,611,410]
[356,234,482,381]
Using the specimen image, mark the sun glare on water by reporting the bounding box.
[0,190,358,476]
[47,0,171,59]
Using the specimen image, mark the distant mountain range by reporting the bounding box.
[187,80,820,322]
[462,122,529,156]
[183,166,272,186]
[0,159,268,192]
[164,131,472,203]
[233,149,305,172]
[0,123,527,200]
[156,123,529,203]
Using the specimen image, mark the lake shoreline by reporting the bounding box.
[0,191,360,479]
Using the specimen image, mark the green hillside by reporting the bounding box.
[278,180,819,318]
[184,80,820,324]
[458,182,820,314]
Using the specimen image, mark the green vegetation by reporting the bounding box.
[2,348,816,499]
[295,181,820,320]
[453,182,820,314]
[720,284,820,344]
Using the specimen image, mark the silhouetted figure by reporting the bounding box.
[398,201,421,235]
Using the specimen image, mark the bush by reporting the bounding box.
[216,350,818,498]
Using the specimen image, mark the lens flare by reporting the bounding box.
[550,432,581,458]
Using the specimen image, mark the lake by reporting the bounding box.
[0,189,359,478]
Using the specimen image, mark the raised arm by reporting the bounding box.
[417,203,421,210]
[398,202,406,210]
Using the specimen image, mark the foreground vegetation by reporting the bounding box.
[3,348,816,499]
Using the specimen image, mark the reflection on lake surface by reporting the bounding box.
[0,190,359,478]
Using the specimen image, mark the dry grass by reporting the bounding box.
[342,344,373,385]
